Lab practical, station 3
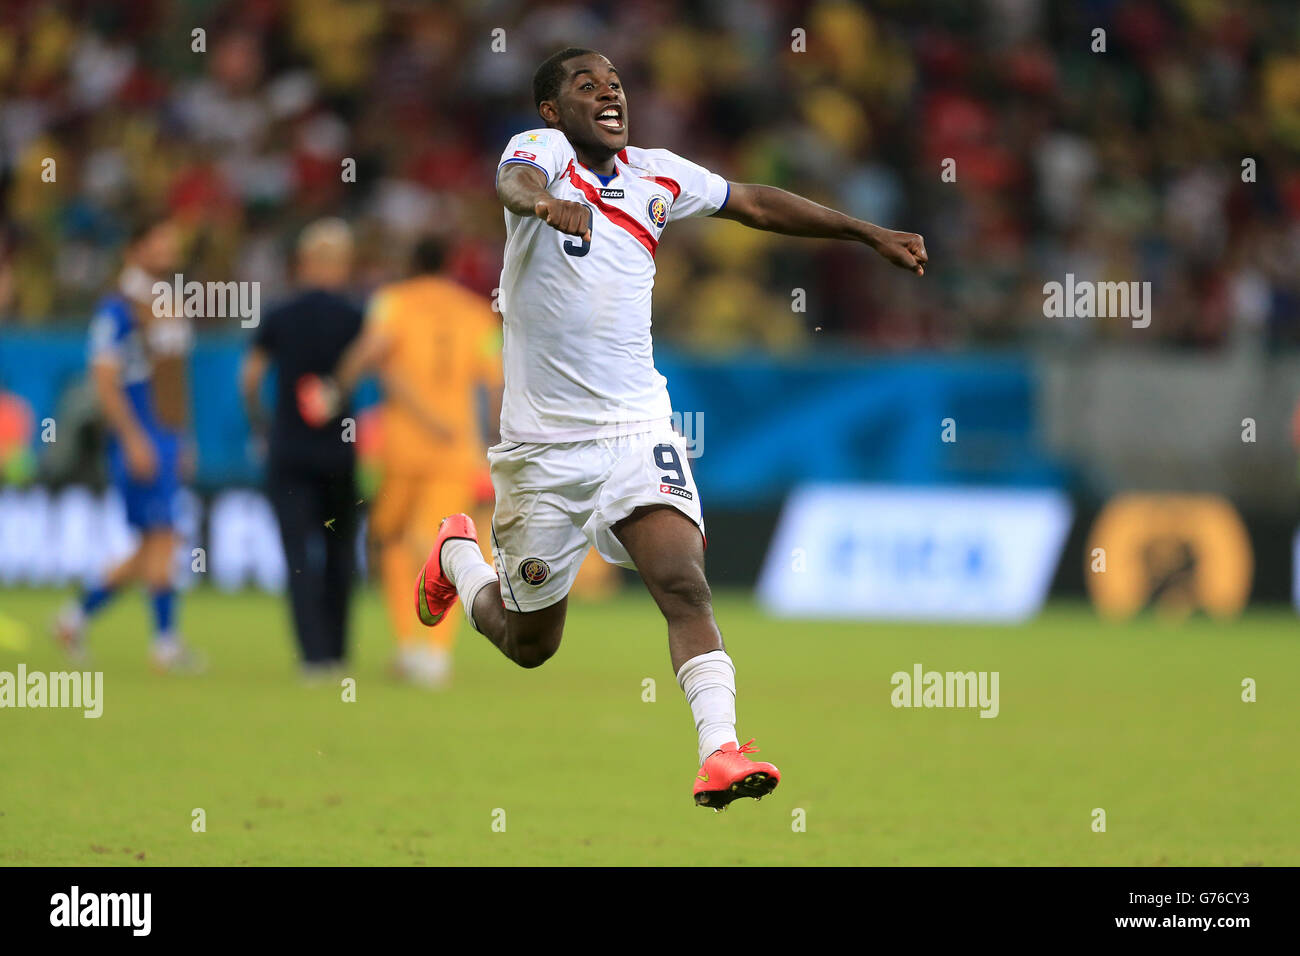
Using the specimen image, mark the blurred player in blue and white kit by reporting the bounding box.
[55,217,204,673]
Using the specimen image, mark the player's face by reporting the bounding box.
[133,222,181,276]
[551,54,628,155]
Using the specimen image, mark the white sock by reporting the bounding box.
[441,539,498,633]
[151,635,180,661]
[59,600,86,630]
[676,649,738,765]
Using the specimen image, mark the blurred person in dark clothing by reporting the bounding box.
[239,219,363,678]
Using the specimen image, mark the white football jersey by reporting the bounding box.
[496,128,730,442]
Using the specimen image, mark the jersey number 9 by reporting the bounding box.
[562,203,594,257]
[654,443,687,487]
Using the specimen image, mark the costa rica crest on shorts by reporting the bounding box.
[647,195,669,228]
[519,557,550,586]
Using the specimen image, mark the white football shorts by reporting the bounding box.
[487,422,704,612]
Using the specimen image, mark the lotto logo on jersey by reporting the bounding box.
[513,150,537,160]
[647,195,669,228]
[660,483,693,501]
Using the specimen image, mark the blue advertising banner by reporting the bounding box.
[1,331,1066,504]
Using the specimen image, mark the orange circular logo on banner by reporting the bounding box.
[1085,494,1252,620]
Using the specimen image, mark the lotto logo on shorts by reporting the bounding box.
[519,557,550,586]
[660,483,693,501]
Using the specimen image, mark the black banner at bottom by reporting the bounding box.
[0,866,1285,941]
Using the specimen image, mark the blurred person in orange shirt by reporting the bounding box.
[330,237,502,687]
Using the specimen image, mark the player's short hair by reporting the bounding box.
[411,236,447,275]
[126,213,173,248]
[533,47,599,110]
[297,217,353,258]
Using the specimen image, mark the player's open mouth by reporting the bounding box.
[595,107,624,132]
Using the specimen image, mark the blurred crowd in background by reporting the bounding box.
[1,0,1299,351]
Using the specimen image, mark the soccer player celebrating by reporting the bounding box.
[417,48,927,809]
[56,217,203,673]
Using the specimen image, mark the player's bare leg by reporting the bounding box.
[613,504,779,809]
[103,547,143,588]
[418,514,566,668]
[469,592,566,668]
[52,530,152,658]
[54,542,145,657]
[139,529,202,674]
[612,505,721,672]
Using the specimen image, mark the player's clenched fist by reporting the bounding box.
[872,229,929,276]
[534,197,592,242]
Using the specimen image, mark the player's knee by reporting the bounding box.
[140,534,175,590]
[506,620,563,669]
[652,567,713,619]
[512,639,557,668]
[143,567,172,592]
[142,557,171,590]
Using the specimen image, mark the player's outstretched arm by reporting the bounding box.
[714,182,927,275]
[497,163,591,242]
[334,327,390,395]
[325,326,455,440]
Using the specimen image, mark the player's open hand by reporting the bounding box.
[124,432,158,481]
[873,229,928,276]
[296,373,341,428]
[534,198,592,242]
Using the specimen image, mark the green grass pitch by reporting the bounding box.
[0,586,1296,865]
